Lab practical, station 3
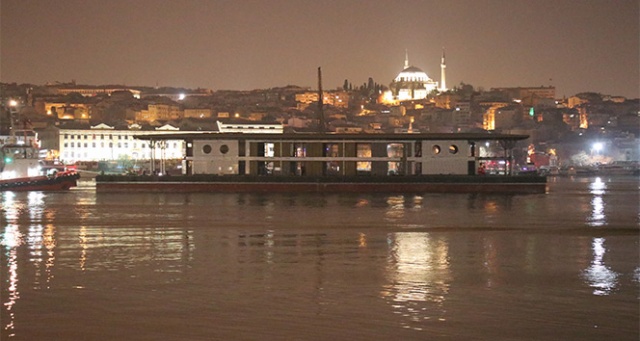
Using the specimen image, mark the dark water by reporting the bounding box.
[1,176,639,340]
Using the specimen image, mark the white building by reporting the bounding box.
[58,123,188,163]
[56,121,285,164]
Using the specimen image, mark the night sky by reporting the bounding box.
[1,0,638,98]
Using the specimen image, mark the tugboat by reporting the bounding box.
[0,132,79,191]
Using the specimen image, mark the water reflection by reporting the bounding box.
[382,232,451,330]
[1,193,18,338]
[583,237,619,296]
[384,195,406,221]
[1,225,22,339]
[588,177,607,227]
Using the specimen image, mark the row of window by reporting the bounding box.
[222,126,278,130]
[64,134,135,140]
[199,143,463,156]
[432,145,459,155]
[63,142,181,149]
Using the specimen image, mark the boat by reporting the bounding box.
[596,161,639,176]
[96,68,544,194]
[96,132,547,194]
[0,142,80,192]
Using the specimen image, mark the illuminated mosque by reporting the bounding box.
[382,49,447,104]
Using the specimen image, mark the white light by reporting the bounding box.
[178,93,186,100]
[593,142,603,152]
[8,100,18,107]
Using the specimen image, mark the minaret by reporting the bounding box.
[440,48,447,92]
[404,49,409,69]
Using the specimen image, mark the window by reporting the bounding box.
[219,144,229,154]
[387,143,404,175]
[449,145,459,154]
[432,145,441,154]
[357,143,371,172]
[202,145,212,154]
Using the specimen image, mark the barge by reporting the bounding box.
[96,132,547,194]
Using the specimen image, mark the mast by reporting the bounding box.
[317,67,325,133]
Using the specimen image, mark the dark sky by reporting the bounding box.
[1,0,638,98]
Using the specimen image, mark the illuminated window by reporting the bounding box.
[357,143,371,172]
[387,143,404,175]
[449,145,458,154]
[433,145,441,154]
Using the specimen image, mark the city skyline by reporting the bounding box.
[1,0,638,98]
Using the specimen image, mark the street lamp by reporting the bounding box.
[592,142,603,155]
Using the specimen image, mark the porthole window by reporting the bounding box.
[202,144,212,154]
[449,145,459,154]
[219,144,229,154]
[432,145,441,154]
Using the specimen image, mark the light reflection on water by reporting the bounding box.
[583,237,619,295]
[1,176,639,340]
[589,177,607,226]
[383,232,450,329]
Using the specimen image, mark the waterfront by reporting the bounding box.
[1,176,639,340]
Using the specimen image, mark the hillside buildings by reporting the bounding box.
[1,69,638,170]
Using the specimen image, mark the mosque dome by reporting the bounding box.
[381,50,447,104]
[394,66,431,83]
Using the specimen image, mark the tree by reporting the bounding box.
[453,82,475,98]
